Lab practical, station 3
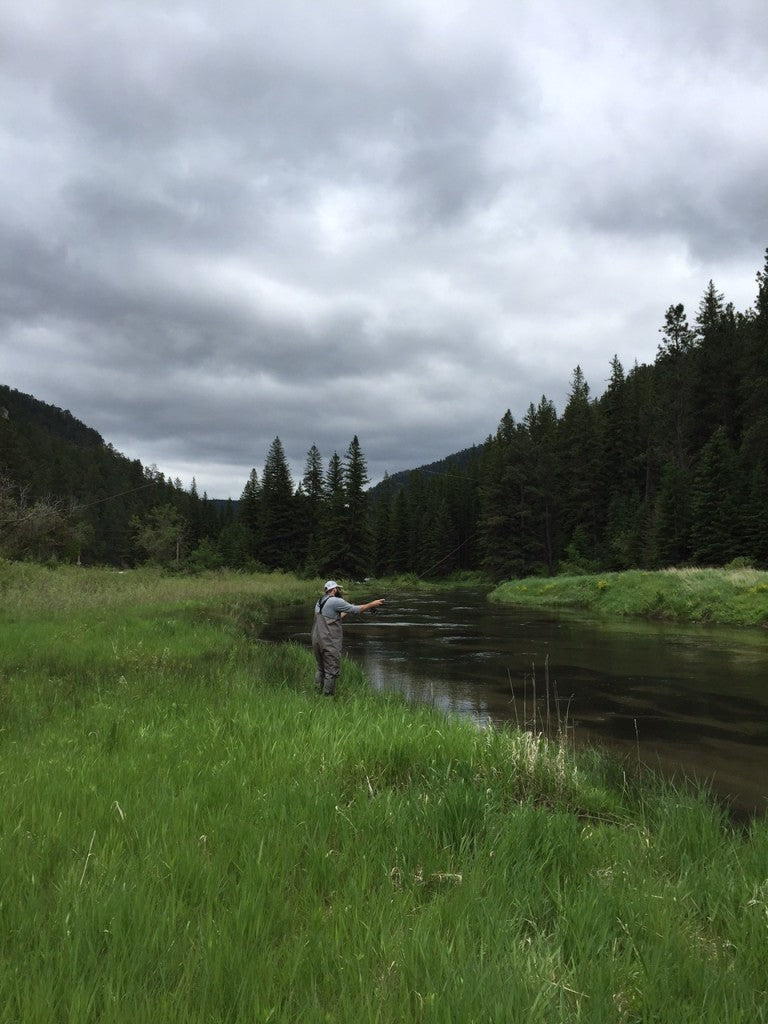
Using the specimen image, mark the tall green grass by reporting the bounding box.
[2,565,768,1021]
[491,566,768,627]
[0,560,318,617]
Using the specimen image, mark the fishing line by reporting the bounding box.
[79,481,162,510]
[4,480,174,527]
[414,529,482,581]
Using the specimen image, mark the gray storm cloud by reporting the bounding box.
[2,0,766,495]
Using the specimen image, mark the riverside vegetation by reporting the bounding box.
[490,565,768,627]
[2,564,768,1022]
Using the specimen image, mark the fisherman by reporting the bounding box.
[311,581,385,697]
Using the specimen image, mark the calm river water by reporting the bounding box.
[261,589,768,819]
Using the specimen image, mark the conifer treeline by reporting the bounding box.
[487,253,768,575]
[224,250,768,580]
[0,385,219,566]
[221,435,374,578]
[370,250,768,579]
[2,250,766,576]
[0,401,380,575]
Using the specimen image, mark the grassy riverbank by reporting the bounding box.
[2,564,768,1022]
[490,566,768,627]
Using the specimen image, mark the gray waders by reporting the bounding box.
[311,596,343,696]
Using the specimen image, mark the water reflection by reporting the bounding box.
[262,589,768,818]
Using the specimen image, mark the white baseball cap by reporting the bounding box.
[324,580,344,592]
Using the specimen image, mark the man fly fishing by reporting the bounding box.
[312,580,385,697]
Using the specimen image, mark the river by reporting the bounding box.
[261,588,768,819]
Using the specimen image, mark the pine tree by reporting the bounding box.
[370,475,393,575]
[738,250,768,474]
[742,462,768,566]
[624,361,663,567]
[557,368,602,565]
[316,452,348,575]
[418,490,458,578]
[524,397,559,574]
[656,303,697,472]
[478,417,522,579]
[477,433,508,578]
[404,470,427,573]
[298,444,325,571]
[343,436,372,578]
[600,357,629,491]
[690,427,738,565]
[302,445,325,510]
[442,458,480,573]
[239,468,261,559]
[651,459,691,567]
[259,438,296,569]
[691,281,740,448]
[217,521,251,569]
[386,488,410,575]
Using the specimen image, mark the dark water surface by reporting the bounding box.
[261,589,768,818]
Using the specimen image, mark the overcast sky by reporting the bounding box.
[2,1,767,499]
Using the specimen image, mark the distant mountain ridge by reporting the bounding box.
[0,384,105,450]
[0,383,472,502]
[368,445,482,498]
[0,383,223,564]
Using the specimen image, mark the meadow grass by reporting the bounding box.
[0,560,318,617]
[2,565,768,1021]
[490,566,768,627]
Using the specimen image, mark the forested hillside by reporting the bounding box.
[3,250,766,577]
[370,250,768,578]
[0,391,377,575]
[0,386,225,565]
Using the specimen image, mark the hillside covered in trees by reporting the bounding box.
[388,250,768,579]
[0,385,223,565]
[476,252,768,577]
[0,389,380,576]
[2,250,767,578]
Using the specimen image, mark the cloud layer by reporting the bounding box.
[2,0,766,496]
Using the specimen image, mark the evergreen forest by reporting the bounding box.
[2,249,767,579]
